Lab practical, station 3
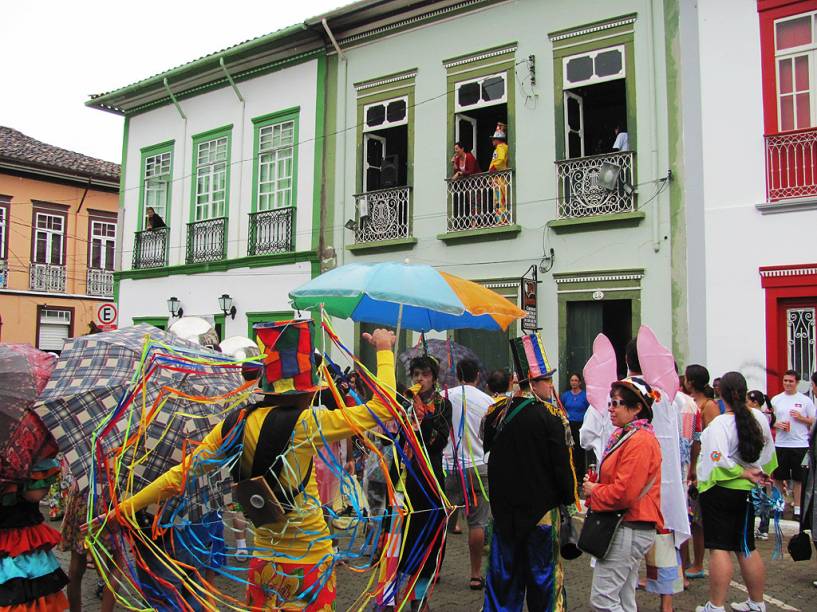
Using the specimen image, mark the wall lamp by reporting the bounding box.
[167,296,184,318]
[218,294,237,319]
[344,219,357,231]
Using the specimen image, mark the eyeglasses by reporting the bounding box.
[607,398,628,408]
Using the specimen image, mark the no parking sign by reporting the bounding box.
[97,302,118,331]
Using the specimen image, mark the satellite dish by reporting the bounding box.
[168,316,220,351]
[220,336,260,360]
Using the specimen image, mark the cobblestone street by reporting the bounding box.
[55,518,816,611]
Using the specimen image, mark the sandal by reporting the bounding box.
[469,576,485,590]
[685,569,706,579]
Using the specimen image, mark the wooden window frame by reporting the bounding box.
[35,304,75,351]
[30,202,69,265]
[87,210,117,271]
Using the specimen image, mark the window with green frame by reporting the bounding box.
[246,311,294,339]
[190,126,232,221]
[138,141,173,230]
[252,109,299,212]
[132,316,169,330]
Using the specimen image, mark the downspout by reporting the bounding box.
[322,19,348,264]
[163,78,187,265]
[647,0,662,252]
[72,178,92,295]
[220,57,246,265]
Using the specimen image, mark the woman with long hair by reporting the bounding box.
[695,372,777,612]
[561,372,590,480]
[747,390,774,540]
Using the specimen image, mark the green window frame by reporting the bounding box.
[190,125,232,222]
[132,315,169,330]
[251,108,299,213]
[137,140,174,231]
[246,310,294,339]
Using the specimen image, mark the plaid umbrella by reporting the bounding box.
[398,339,486,390]
[33,325,243,521]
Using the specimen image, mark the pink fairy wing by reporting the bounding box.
[583,334,617,416]
[636,325,679,400]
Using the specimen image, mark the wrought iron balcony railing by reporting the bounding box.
[353,186,411,244]
[29,262,66,293]
[248,207,294,256]
[555,151,635,219]
[446,169,514,232]
[186,218,227,264]
[0,260,7,288]
[765,128,817,201]
[133,227,168,269]
[87,268,114,297]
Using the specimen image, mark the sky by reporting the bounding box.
[1,0,342,164]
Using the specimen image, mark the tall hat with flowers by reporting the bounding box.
[252,319,326,395]
[509,332,556,383]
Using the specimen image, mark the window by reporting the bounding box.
[33,212,65,265]
[455,73,507,112]
[141,145,173,224]
[255,114,297,211]
[0,200,7,259]
[192,128,231,221]
[562,46,625,89]
[38,306,72,352]
[453,72,509,171]
[89,219,116,270]
[363,97,408,131]
[775,13,817,131]
[361,96,409,192]
[787,305,816,390]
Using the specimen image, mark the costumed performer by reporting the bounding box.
[104,320,400,611]
[481,332,578,612]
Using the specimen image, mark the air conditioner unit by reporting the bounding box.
[381,155,400,188]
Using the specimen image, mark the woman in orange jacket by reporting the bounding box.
[582,377,664,612]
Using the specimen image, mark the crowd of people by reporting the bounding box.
[7,318,817,612]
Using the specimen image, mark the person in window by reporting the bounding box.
[612,124,629,152]
[145,207,166,229]
[488,123,510,225]
[451,142,480,224]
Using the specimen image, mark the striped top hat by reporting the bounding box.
[510,332,556,383]
[253,319,326,395]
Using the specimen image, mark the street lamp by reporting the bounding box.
[218,294,237,319]
[167,296,184,318]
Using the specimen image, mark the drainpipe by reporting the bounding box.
[164,78,187,265]
[74,178,92,296]
[322,19,348,264]
[220,57,246,264]
[646,0,662,253]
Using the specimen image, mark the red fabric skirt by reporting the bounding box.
[246,557,335,611]
[0,524,61,559]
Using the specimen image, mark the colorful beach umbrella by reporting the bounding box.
[289,262,526,332]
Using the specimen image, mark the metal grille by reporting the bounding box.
[133,227,168,269]
[446,169,514,232]
[765,129,817,201]
[353,186,411,243]
[248,207,293,255]
[186,217,226,263]
[787,307,816,386]
[86,269,114,297]
[0,260,7,288]
[29,263,66,292]
[555,151,635,218]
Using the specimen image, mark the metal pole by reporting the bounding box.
[394,302,403,360]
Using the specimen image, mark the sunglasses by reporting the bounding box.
[607,398,628,408]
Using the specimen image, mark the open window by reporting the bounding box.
[562,46,628,158]
[454,72,508,170]
[362,96,408,192]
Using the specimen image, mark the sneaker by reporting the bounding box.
[730,600,766,611]
[754,530,769,540]
[696,603,725,612]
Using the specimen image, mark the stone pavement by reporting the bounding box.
[53,522,816,611]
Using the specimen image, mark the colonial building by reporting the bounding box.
[86,27,331,340]
[697,0,817,393]
[0,127,119,351]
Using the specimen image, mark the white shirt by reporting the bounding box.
[579,404,613,466]
[771,391,816,448]
[443,385,493,470]
[613,131,629,151]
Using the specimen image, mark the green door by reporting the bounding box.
[564,301,603,390]
[453,328,511,379]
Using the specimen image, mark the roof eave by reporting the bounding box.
[0,159,120,190]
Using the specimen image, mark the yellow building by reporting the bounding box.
[0,127,120,351]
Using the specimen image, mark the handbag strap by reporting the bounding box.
[495,398,534,437]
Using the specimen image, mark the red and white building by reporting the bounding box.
[698,0,817,395]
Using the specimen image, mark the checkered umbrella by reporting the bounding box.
[399,338,486,390]
[33,325,242,520]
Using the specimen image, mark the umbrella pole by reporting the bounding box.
[394,303,404,361]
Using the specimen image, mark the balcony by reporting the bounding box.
[248,207,294,256]
[29,263,66,293]
[555,151,635,219]
[765,128,817,202]
[353,186,411,245]
[445,169,514,232]
[0,260,7,288]
[186,218,226,264]
[87,268,113,297]
[133,227,168,269]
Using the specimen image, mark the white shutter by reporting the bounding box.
[564,91,585,158]
[39,324,69,351]
[455,114,478,158]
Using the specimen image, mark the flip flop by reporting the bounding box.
[685,570,706,579]
[469,576,485,591]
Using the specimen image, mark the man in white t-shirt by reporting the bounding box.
[612,125,629,151]
[443,358,493,589]
[772,369,816,519]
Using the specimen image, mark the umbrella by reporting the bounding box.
[33,324,246,520]
[290,261,526,332]
[398,339,487,390]
[0,345,57,484]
